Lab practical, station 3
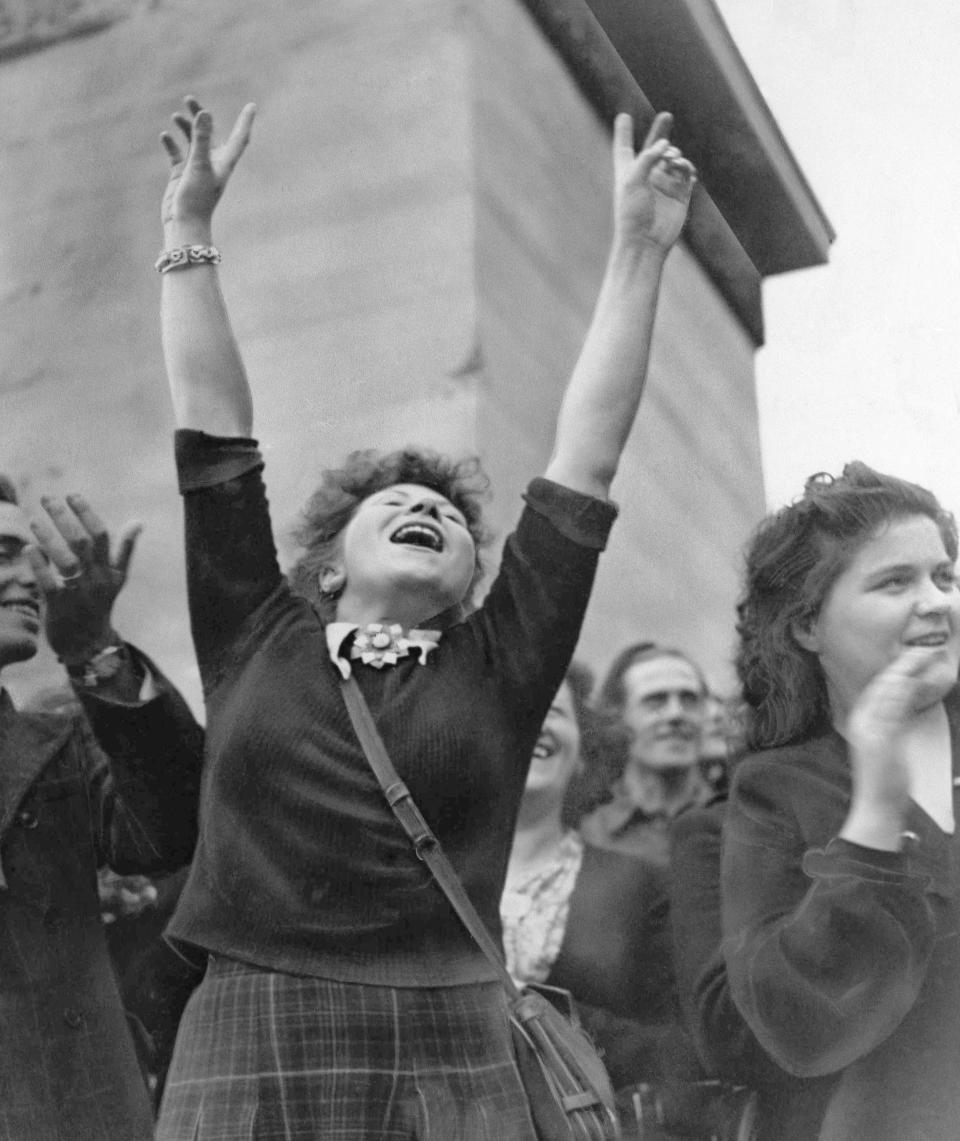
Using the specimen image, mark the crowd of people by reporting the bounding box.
[2,95,960,1141]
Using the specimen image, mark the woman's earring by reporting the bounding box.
[319,568,343,598]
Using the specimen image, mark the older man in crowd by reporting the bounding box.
[580,641,712,866]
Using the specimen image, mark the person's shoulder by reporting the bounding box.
[7,703,90,782]
[734,730,846,789]
[728,732,850,841]
[579,839,667,895]
[671,793,727,844]
[13,689,85,737]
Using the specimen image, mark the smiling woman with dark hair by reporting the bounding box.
[151,96,694,1141]
[720,461,960,1141]
[502,665,678,1103]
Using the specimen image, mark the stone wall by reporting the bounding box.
[470,0,762,678]
[1,0,764,709]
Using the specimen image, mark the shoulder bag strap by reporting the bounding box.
[339,673,523,1001]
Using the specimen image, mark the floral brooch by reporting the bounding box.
[349,623,441,669]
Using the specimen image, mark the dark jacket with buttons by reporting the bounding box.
[0,653,204,1141]
[722,687,960,1141]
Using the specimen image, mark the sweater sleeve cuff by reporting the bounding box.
[523,477,618,551]
[803,836,922,885]
[175,429,263,492]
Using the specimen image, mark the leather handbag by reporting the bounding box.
[339,673,622,1141]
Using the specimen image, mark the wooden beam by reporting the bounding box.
[521,0,766,344]
[583,0,836,274]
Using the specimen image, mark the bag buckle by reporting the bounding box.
[413,832,437,861]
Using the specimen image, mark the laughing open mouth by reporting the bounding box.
[390,522,444,552]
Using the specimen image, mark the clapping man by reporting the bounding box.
[0,476,203,1141]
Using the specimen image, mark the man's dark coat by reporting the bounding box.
[0,655,203,1141]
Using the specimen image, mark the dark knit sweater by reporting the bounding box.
[167,431,616,986]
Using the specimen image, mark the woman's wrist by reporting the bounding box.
[163,219,215,246]
[840,799,910,852]
[56,626,121,669]
[608,231,670,270]
[601,236,669,298]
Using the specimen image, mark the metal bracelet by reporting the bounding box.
[61,641,124,687]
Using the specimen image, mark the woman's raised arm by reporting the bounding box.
[158,98,257,436]
[545,112,695,500]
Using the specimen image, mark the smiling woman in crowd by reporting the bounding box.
[151,96,694,1140]
[721,462,960,1141]
[502,664,678,1096]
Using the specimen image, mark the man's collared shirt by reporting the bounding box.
[580,767,711,866]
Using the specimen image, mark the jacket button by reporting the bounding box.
[63,1007,84,1029]
[16,809,38,829]
[900,830,920,848]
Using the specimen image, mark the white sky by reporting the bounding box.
[714,0,960,514]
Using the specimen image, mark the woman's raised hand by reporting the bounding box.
[612,112,696,255]
[160,97,257,232]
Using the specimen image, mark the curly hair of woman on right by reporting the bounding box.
[736,459,958,752]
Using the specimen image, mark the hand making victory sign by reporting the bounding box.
[545,109,695,498]
[612,111,696,252]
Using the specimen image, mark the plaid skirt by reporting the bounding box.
[156,955,538,1141]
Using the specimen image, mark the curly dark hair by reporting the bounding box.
[289,447,491,619]
[737,461,958,751]
[0,474,19,506]
[560,662,631,826]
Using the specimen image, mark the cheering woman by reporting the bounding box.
[723,464,960,1141]
[153,97,694,1140]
